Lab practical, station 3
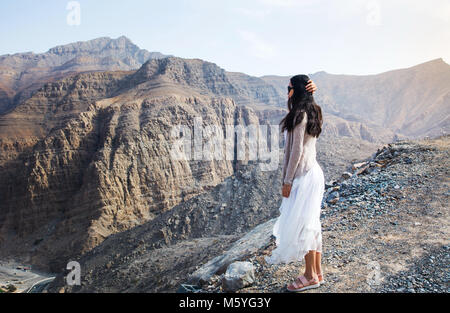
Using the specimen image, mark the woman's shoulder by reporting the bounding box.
[285,111,307,134]
[289,119,307,137]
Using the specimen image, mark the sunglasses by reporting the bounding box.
[287,86,294,93]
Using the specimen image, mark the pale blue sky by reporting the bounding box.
[1,0,449,76]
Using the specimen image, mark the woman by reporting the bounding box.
[265,75,325,292]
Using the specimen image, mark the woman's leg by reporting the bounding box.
[287,250,320,290]
[315,252,322,275]
[303,250,318,280]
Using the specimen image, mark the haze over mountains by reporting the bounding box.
[262,58,450,139]
[0,36,448,278]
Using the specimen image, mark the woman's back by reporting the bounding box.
[282,112,318,185]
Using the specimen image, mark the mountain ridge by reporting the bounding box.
[0,36,170,114]
[259,58,449,79]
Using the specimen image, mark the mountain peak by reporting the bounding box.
[116,35,133,42]
[130,56,239,96]
[405,57,450,74]
[429,57,446,64]
[135,56,225,81]
[435,57,449,66]
[418,57,447,66]
[47,36,137,55]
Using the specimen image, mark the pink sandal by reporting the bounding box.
[286,275,320,292]
[317,272,325,284]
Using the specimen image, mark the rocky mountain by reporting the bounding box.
[0,55,282,271]
[261,58,450,140]
[0,52,383,274]
[0,36,169,114]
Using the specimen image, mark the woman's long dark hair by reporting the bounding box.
[280,74,323,137]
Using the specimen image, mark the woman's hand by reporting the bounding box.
[282,183,292,198]
[305,80,317,93]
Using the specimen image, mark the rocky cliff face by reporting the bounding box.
[0,56,266,271]
[43,133,381,292]
[0,36,169,114]
[46,162,283,292]
[224,71,283,108]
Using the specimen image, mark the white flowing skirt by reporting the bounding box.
[265,161,325,265]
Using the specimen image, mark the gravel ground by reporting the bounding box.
[378,244,449,293]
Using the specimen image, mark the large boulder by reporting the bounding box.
[186,218,276,286]
[222,261,255,292]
